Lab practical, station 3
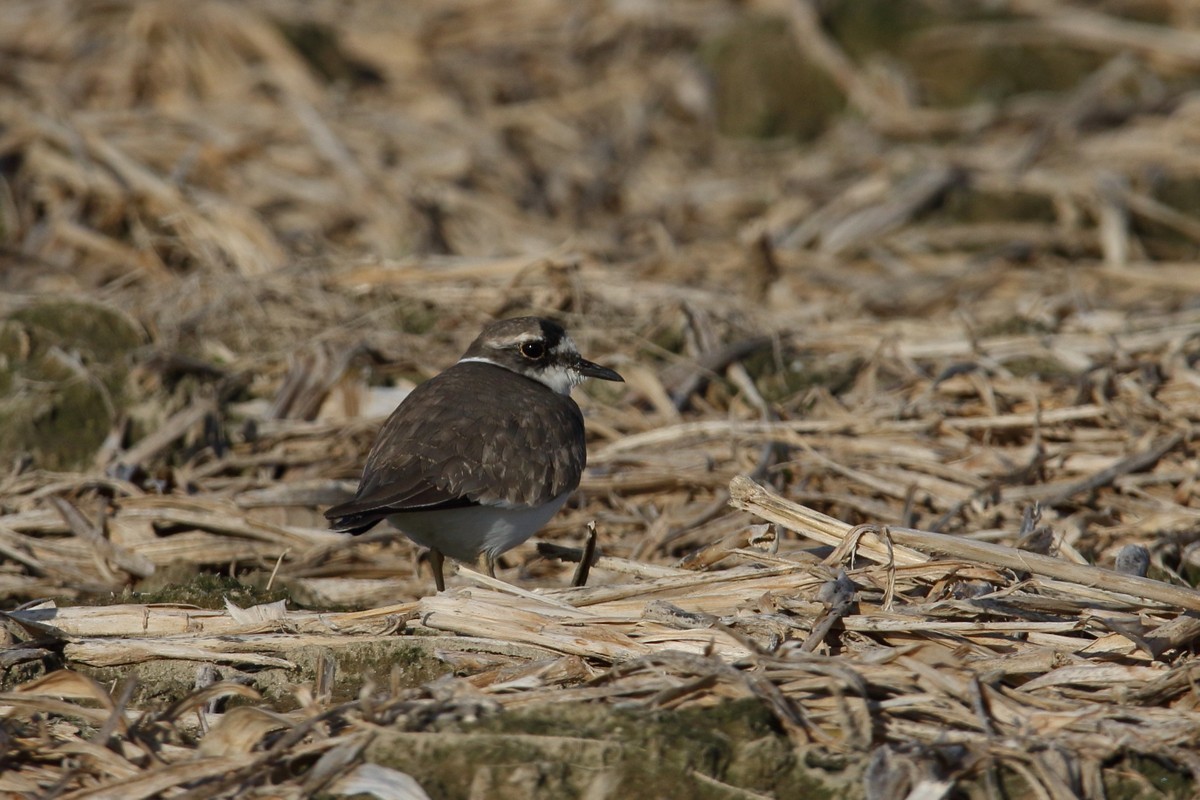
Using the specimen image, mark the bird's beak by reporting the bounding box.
[578,358,624,382]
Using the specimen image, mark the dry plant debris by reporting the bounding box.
[3,0,1200,797]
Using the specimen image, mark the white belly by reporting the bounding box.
[386,494,570,563]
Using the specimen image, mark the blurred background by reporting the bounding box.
[2,0,1200,603]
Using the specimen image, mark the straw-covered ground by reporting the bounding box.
[3,0,1200,797]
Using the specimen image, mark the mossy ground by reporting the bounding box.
[0,300,144,471]
[368,699,854,800]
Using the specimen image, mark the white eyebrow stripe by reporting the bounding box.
[551,335,579,354]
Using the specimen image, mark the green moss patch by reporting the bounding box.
[0,300,145,470]
[368,700,853,800]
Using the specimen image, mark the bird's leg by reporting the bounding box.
[485,554,497,578]
[572,521,598,587]
[430,549,446,592]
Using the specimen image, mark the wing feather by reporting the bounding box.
[326,362,586,532]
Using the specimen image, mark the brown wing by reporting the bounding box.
[325,362,586,532]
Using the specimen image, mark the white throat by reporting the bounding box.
[457,357,580,395]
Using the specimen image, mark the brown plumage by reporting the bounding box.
[326,361,587,530]
[325,317,622,591]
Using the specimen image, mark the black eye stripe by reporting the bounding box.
[536,319,567,348]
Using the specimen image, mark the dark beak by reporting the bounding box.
[578,358,623,382]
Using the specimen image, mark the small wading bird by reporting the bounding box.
[325,317,623,591]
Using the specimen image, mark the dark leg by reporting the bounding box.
[572,521,598,587]
[430,549,446,592]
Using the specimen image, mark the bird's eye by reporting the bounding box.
[520,341,545,360]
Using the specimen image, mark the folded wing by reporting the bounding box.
[325,362,586,533]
